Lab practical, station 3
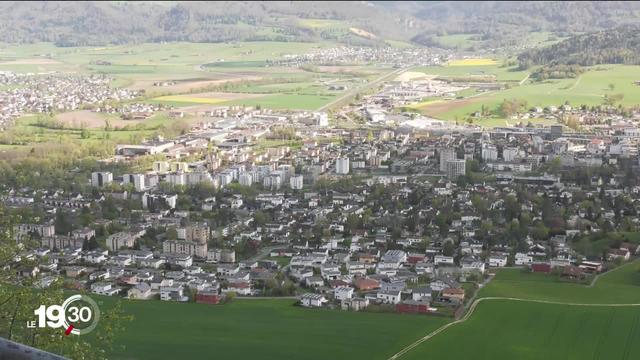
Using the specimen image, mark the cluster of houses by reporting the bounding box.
[4,86,640,317]
[94,103,165,120]
[272,46,448,68]
[0,71,139,131]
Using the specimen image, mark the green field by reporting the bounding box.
[479,260,640,304]
[413,64,640,126]
[398,260,640,359]
[223,93,338,110]
[414,62,529,83]
[3,112,185,146]
[403,300,640,360]
[104,298,448,360]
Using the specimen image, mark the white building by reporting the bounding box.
[106,232,136,251]
[122,173,146,192]
[334,286,354,301]
[314,112,329,127]
[377,290,401,304]
[167,173,187,186]
[515,252,533,266]
[489,254,508,267]
[290,175,304,190]
[91,282,121,296]
[239,172,253,187]
[481,144,498,161]
[445,159,466,179]
[300,293,328,307]
[160,286,188,302]
[91,172,113,187]
[439,148,456,172]
[336,157,350,175]
[153,161,170,174]
[163,239,208,258]
[503,147,519,162]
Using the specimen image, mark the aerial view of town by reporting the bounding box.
[1,1,640,359]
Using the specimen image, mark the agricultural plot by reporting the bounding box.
[402,300,640,360]
[397,261,640,360]
[413,64,640,126]
[479,260,640,304]
[104,298,449,360]
[448,58,498,66]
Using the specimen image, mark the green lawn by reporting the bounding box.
[222,93,338,110]
[104,298,448,360]
[400,261,640,360]
[402,300,640,360]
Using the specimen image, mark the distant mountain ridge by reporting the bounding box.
[0,1,640,48]
[0,1,419,46]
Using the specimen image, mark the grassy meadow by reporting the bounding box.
[479,259,640,304]
[402,300,640,360]
[411,64,640,127]
[101,298,448,360]
[399,260,640,359]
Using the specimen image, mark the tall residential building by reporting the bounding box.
[185,223,210,244]
[290,175,304,190]
[106,232,136,251]
[445,159,466,179]
[238,172,253,186]
[91,172,113,187]
[163,239,208,258]
[122,173,146,192]
[336,157,350,174]
[153,161,170,174]
[439,148,456,172]
[481,144,498,161]
[503,147,519,162]
[263,174,282,190]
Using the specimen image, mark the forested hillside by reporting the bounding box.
[518,25,640,67]
[387,1,640,50]
[0,1,419,46]
[1,1,639,49]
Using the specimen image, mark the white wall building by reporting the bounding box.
[290,175,304,190]
[91,172,113,187]
[336,157,350,175]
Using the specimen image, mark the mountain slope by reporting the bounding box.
[0,1,421,46]
[518,25,640,67]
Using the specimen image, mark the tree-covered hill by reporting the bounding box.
[0,1,420,46]
[383,1,640,50]
[518,25,640,67]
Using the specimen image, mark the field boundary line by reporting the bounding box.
[387,296,640,360]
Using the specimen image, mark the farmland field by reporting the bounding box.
[401,300,640,360]
[101,298,449,360]
[397,260,640,360]
[412,64,640,126]
[479,259,640,304]
[448,58,498,66]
